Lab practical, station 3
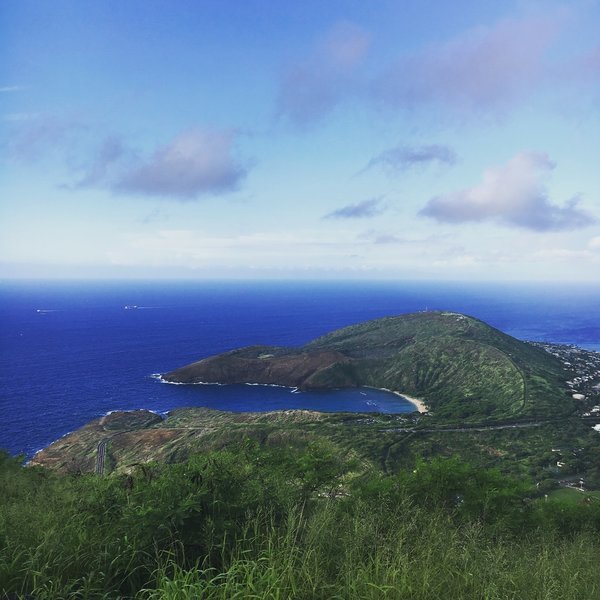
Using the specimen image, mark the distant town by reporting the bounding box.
[532,342,600,406]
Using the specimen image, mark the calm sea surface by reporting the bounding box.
[1,280,599,457]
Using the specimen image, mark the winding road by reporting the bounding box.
[95,439,108,475]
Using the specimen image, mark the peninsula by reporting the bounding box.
[30,312,600,486]
[164,311,571,421]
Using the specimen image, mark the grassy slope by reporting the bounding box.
[8,443,600,600]
[32,405,600,494]
[307,311,570,420]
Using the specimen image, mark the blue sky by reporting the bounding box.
[1,0,599,280]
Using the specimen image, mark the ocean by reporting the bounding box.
[1,279,599,458]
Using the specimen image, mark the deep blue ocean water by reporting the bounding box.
[1,280,599,457]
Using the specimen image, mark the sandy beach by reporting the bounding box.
[378,388,428,413]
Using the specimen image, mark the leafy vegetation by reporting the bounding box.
[4,443,600,599]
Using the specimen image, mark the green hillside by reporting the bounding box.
[166,311,571,421]
[307,311,570,420]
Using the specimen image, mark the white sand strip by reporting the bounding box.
[378,388,428,413]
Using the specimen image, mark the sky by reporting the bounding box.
[1,0,599,281]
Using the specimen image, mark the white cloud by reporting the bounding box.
[114,128,248,200]
[420,151,596,231]
[374,13,562,116]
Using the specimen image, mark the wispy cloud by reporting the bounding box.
[7,114,84,162]
[358,229,406,244]
[420,151,596,231]
[324,196,386,219]
[369,233,404,244]
[273,9,600,128]
[73,136,128,188]
[9,118,251,201]
[559,44,600,99]
[575,44,600,75]
[2,112,41,122]
[363,144,457,174]
[0,85,26,93]
[373,14,562,117]
[589,236,600,251]
[277,21,371,126]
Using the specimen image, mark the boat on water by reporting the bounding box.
[124,305,138,310]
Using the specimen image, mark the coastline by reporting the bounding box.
[160,375,430,414]
[379,388,428,413]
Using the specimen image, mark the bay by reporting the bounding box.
[1,279,599,457]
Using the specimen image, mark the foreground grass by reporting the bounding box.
[3,446,600,599]
[145,509,600,600]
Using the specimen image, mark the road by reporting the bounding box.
[95,439,108,475]
[380,414,600,435]
[380,421,544,434]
